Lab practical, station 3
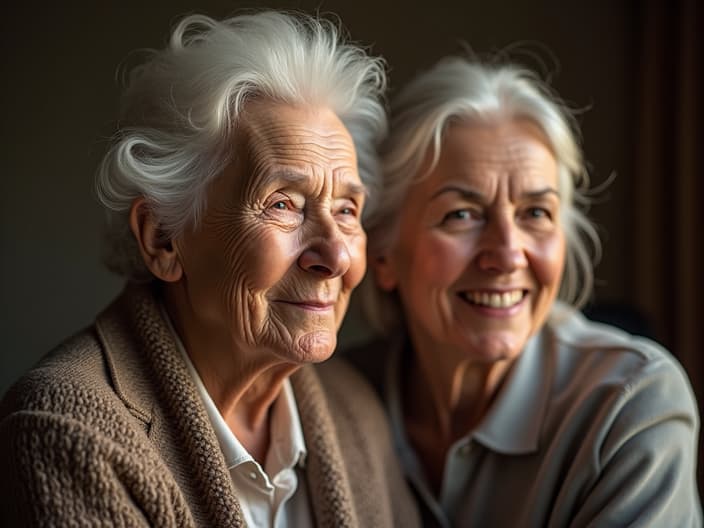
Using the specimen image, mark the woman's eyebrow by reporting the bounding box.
[430,185,484,201]
[522,187,560,199]
[263,169,309,186]
[430,186,560,199]
[339,180,367,198]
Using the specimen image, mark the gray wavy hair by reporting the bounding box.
[96,11,387,280]
[359,56,601,335]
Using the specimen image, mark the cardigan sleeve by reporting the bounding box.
[569,355,702,527]
[0,409,187,527]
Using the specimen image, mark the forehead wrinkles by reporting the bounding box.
[247,121,356,170]
[441,127,557,197]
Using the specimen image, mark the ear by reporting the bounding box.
[372,253,398,291]
[129,197,183,282]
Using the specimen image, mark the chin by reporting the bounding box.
[465,333,524,364]
[288,330,337,364]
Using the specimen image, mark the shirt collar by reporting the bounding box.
[472,328,552,454]
[267,379,308,471]
[160,304,307,470]
[386,327,553,457]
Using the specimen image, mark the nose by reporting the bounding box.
[476,215,528,273]
[298,220,352,278]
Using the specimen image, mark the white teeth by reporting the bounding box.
[465,290,523,308]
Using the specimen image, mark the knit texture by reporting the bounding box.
[0,283,420,527]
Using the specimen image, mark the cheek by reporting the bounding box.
[394,232,472,303]
[403,235,470,289]
[239,230,299,290]
[192,214,253,287]
[532,233,566,294]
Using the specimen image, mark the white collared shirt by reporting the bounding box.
[162,307,312,528]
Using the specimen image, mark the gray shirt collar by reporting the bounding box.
[473,328,553,453]
[386,326,554,457]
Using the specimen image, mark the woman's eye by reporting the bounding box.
[265,197,300,218]
[269,198,297,212]
[442,209,474,223]
[335,200,359,220]
[526,207,551,219]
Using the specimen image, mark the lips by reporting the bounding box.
[276,299,336,310]
[459,289,526,308]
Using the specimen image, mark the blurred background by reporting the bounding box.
[1,0,701,487]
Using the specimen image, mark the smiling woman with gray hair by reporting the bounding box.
[0,11,420,527]
[350,55,701,526]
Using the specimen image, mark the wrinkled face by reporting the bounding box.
[174,102,366,364]
[375,119,566,364]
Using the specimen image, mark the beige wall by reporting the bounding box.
[0,1,636,394]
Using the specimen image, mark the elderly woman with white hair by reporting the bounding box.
[0,12,421,527]
[349,56,702,526]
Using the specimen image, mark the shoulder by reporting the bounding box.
[0,319,150,446]
[1,327,109,418]
[541,306,701,523]
[543,304,699,474]
[0,337,184,526]
[547,303,696,416]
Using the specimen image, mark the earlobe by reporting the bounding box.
[372,254,398,291]
[129,198,183,282]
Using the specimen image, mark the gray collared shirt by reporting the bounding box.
[380,302,702,527]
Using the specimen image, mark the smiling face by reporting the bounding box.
[170,101,366,365]
[375,118,566,365]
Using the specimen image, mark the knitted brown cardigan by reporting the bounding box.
[0,284,420,527]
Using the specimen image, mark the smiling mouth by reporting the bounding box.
[277,300,335,311]
[459,290,526,308]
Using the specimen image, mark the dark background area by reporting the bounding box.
[1,0,701,489]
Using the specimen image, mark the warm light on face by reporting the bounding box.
[375,118,566,365]
[173,102,367,365]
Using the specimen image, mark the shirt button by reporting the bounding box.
[249,471,258,480]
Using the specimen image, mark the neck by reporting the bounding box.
[204,361,298,464]
[163,288,300,463]
[407,352,511,441]
[401,341,513,494]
